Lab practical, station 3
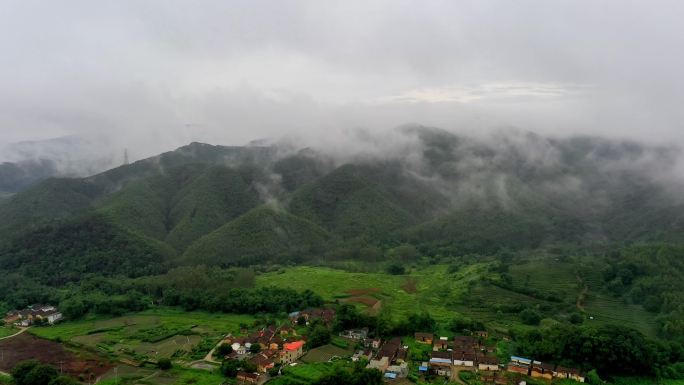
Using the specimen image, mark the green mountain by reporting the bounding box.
[2,127,684,274]
[182,204,330,266]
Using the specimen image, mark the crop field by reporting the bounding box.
[582,293,658,338]
[268,361,346,385]
[257,264,490,323]
[0,333,112,378]
[29,308,255,363]
[508,259,580,301]
[300,344,353,363]
[97,367,223,385]
[31,308,255,342]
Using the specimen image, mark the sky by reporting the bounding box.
[1,0,683,161]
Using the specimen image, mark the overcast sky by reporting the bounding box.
[1,0,683,160]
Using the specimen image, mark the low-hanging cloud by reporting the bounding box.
[1,0,684,166]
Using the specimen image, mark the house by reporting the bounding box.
[555,366,585,382]
[478,356,500,371]
[453,352,476,368]
[454,336,479,350]
[415,332,434,345]
[352,350,373,362]
[281,340,305,364]
[293,308,337,325]
[231,342,248,355]
[269,336,284,350]
[340,327,369,340]
[508,356,532,375]
[364,338,382,349]
[236,371,259,384]
[367,357,389,373]
[279,325,296,336]
[419,362,429,374]
[434,336,449,351]
[377,338,402,363]
[429,351,452,376]
[386,362,409,378]
[249,353,275,373]
[3,312,20,325]
[531,361,555,380]
[475,331,489,339]
[6,305,63,326]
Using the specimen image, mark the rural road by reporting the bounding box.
[0,327,28,341]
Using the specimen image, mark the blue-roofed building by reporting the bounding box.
[511,356,532,365]
[385,372,397,379]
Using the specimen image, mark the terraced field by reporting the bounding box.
[582,293,658,338]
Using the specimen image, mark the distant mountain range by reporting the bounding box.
[0,134,123,195]
[2,126,683,275]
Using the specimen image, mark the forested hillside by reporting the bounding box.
[2,128,684,266]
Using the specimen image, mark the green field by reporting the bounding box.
[29,308,255,362]
[0,326,17,338]
[257,259,658,338]
[301,344,353,363]
[268,361,349,385]
[31,308,255,341]
[256,264,490,325]
[98,367,225,385]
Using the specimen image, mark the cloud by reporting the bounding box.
[1,0,684,162]
[377,82,589,104]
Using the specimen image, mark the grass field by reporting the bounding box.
[257,264,490,324]
[258,259,658,339]
[31,308,255,341]
[0,326,17,338]
[301,344,353,363]
[98,367,225,385]
[268,361,347,385]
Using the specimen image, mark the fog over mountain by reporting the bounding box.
[1,0,684,165]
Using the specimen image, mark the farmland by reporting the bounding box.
[0,333,112,379]
[301,344,353,363]
[28,308,256,363]
[257,257,658,338]
[256,264,490,324]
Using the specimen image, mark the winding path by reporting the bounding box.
[0,327,27,341]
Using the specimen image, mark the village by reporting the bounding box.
[3,304,63,327]
[207,307,586,385]
[2,304,586,385]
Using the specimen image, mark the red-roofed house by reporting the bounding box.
[236,371,259,384]
[281,340,305,364]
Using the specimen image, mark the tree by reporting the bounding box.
[48,376,80,385]
[24,364,59,385]
[157,358,172,370]
[519,308,542,325]
[586,369,603,384]
[249,343,261,354]
[216,343,233,357]
[307,325,331,349]
[386,262,405,275]
[12,360,41,385]
[569,312,584,325]
[220,360,240,377]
